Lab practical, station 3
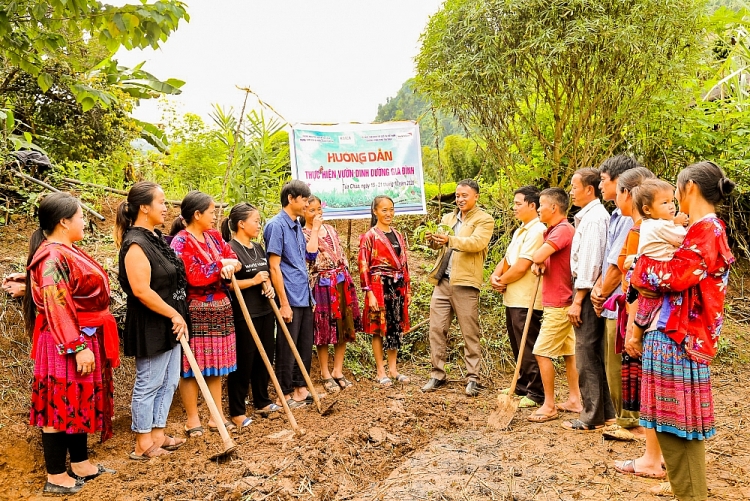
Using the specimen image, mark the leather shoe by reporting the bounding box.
[421,378,446,393]
[43,479,84,495]
[465,380,485,397]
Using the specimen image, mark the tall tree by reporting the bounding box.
[416,0,706,186]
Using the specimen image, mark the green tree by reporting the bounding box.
[416,0,706,186]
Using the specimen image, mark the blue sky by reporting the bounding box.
[116,1,444,126]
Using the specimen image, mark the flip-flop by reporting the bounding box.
[561,419,605,432]
[184,425,204,438]
[649,482,674,497]
[527,411,559,423]
[70,464,116,481]
[555,402,582,413]
[393,374,410,384]
[614,459,667,479]
[376,377,392,387]
[208,421,237,433]
[161,435,186,451]
[129,444,169,460]
[234,417,252,430]
[257,403,281,416]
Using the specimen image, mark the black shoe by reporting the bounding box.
[70,464,116,482]
[43,479,84,495]
[465,380,485,397]
[421,378,446,393]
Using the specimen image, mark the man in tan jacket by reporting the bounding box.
[421,179,495,396]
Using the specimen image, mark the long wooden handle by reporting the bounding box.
[507,275,542,396]
[230,277,300,434]
[179,336,236,450]
[268,297,322,413]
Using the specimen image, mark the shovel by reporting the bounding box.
[230,276,304,436]
[267,295,337,416]
[488,275,542,430]
[179,336,238,459]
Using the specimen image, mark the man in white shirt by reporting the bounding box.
[562,168,614,431]
[490,186,546,407]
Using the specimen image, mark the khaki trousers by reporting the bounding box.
[428,279,481,382]
[603,317,640,428]
[657,431,708,501]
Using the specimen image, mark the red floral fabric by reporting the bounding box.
[170,229,237,302]
[631,216,733,364]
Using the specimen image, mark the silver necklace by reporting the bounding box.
[234,238,261,263]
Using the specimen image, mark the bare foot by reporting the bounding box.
[556,400,583,413]
[630,426,647,440]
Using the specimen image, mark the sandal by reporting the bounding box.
[257,403,281,416]
[527,411,559,423]
[614,459,666,479]
[129,444,170,460]
[70,464,116,481]
[184,425,204,438]
[649,482,674,497]
[561,419,605,432]
[323,378,341,394]
[376,376,392,387]
[287,397,308,409]
[232,417,252,430]
[393,374,410,384]
[161,435,186,451]
[208,421,237,433]
[603,424,637,442]
[333,376,353,389]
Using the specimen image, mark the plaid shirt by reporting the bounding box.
[571,199,610,290]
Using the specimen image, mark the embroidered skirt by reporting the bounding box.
[621,353,641,412]
[183,297,237,377]
[640,329,715,440]
[30,328,114,442]
[363,276,408,351]
[312,279,362,346]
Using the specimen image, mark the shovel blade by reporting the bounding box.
[488,394,519,430]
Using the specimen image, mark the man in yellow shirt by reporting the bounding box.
[490,186,546,407]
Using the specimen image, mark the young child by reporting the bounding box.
[358,196,411,386]
[630,179,688,336]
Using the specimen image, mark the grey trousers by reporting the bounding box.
[428,279,482,382]
[603,317,640,427]
[574,291,615,426]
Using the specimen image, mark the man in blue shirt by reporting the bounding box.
[265,180,317,408]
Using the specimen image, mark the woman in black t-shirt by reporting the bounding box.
[221,203,280,426]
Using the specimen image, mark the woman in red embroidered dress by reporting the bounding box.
[169,191,241,437]
[24,193,118,494]
[629,161,735,501]
[302,196,362,393]
[359,196,411,387]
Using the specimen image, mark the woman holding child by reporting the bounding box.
[629,161,735,501]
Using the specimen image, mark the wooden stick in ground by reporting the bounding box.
[178,336,237,456]
[11,169,106,221]
[488,275,542,430]
[230,276,302,436]
[267,297,324,414]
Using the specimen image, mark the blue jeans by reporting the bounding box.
[131,344,181,433]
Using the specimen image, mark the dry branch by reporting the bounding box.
[11,169,106,221]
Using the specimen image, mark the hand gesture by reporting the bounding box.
[75,348,95,376]
[312,214,324,231]
[490,274,506,293]
[262,282,276,299]
[432,233,449,246]
[531,263,546,276]
[624,333,643,358]
[171,313,189,341]
[2,273,26,298]
[674,212,689,227]
[254,271,270,286]
[220,259,240,279]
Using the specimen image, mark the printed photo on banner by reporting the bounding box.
[289,122,426,219]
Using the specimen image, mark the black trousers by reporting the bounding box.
[275,306,313,396]
[574,291,615,426]
[505,306,544,403]
[227,311,276,416]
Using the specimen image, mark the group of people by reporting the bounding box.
[417,158,732,501]
[11,158,733,501]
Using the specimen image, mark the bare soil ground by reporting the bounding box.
[0,198,748,501]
